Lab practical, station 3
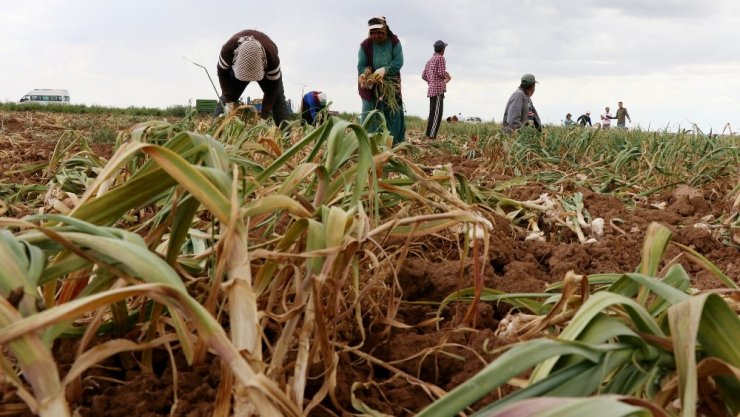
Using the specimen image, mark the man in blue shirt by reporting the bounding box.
[300,91,328,125]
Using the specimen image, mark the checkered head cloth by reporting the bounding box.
[233,36,266,82]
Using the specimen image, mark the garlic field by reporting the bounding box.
[0,108,738,417]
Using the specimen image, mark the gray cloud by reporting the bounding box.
[583,0,721,19]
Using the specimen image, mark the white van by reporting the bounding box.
[19,89,71,104]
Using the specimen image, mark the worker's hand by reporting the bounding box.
[359,74,374,88]
[224,102,235,114]
[373,67,387,78]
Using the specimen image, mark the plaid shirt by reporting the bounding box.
[422,53,448,97]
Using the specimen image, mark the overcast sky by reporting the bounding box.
[2,0,740,132]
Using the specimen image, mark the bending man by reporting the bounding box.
[216,29,290,125]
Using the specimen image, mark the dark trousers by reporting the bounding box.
[425,94,444,138]
[265,79,290,126]
[300,98,314,125]
[214,73,290,126]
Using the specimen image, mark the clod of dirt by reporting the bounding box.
[671,184,707,216]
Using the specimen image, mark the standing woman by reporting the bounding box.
[357,16,406,145]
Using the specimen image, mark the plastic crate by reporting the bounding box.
[195,99,218,114]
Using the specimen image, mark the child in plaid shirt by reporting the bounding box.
[422,40,451,139]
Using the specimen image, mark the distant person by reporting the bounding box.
[215,29,290,124]
[502,74,541,134]
[422,40,451,140]
[563,113,576,126]
[600,106,614,129]
[577,112,592,126]
[300,91,328,125]
[357,16,405,145]
[615,101,631,129]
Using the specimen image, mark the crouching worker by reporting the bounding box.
[502,73,541,134]
[300,91,328,125]
[215,29,290,125]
